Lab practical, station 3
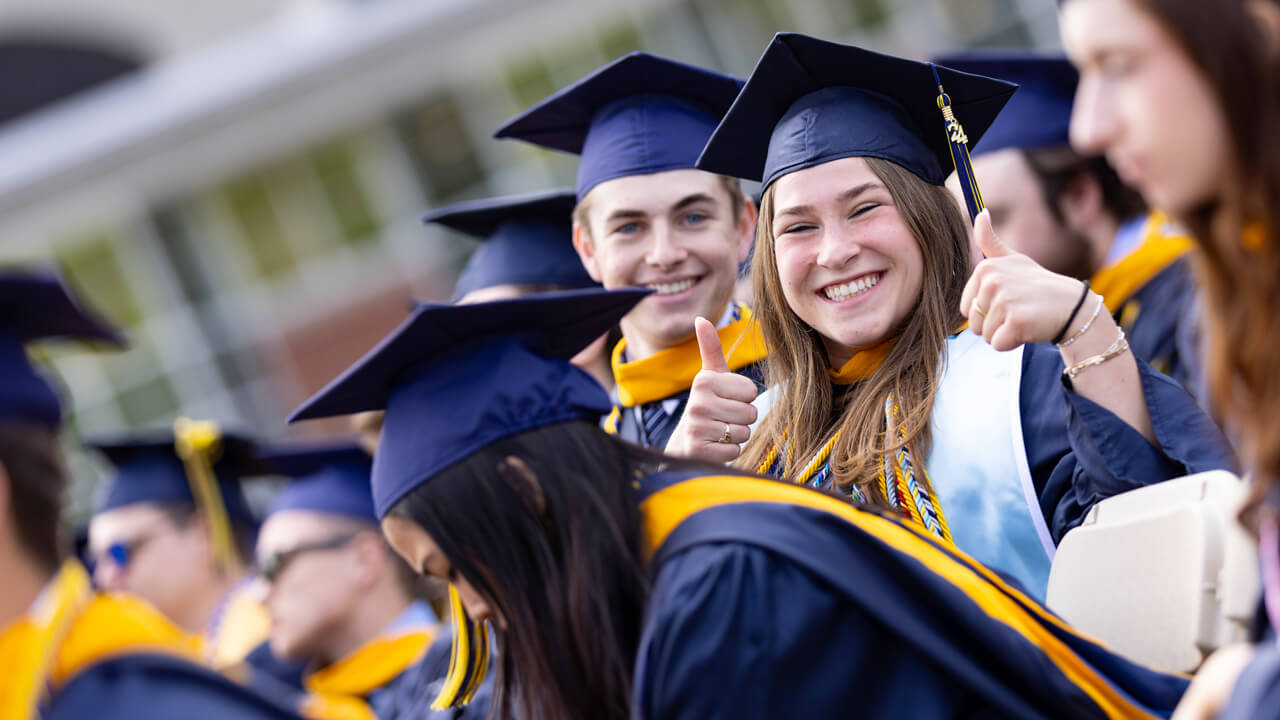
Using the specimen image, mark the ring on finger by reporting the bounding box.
[718,423,734,444]
[972,300,988,317]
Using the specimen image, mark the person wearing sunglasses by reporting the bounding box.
[0,269,303,719]
[87,427,272,670]
[253,443,487,720]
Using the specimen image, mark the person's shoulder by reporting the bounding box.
[53,592,199,686]
[51,652,305,720]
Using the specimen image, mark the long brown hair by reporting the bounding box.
[1135,0,1280,504]
[738,158,970,503]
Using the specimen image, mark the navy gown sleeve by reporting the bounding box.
[50,653,305,720]
[1019,342,1236,542]
[633,543,981,720]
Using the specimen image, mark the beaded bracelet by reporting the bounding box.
[1064,328,1130,379]
[1052,280,1092,345]
[1057,293,1104,348]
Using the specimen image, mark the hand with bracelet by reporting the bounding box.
[960,209,1155,444]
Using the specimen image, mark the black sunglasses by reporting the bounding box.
[257,532,359,585]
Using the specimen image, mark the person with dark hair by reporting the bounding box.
[936,51,1203,396]
[1055,0,1280,716]
[87,425,272,669]
[494,52,765,452]
[251,442,487,720]
[0,268,302,719]
[287,286,1192,720]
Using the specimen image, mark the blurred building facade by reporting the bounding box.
[0,0,1059,515]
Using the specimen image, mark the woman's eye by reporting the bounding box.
[1100,54,1136,77]
[851,203,879,218]
[778,223,816,235]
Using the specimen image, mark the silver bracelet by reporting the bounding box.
[1057,293,1104,348]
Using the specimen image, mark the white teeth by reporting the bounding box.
[823,273,882,302]
[648,278,696,295]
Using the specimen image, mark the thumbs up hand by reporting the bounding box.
[961,209,1096,351]
[664,317,760,463]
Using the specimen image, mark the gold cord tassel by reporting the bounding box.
[173,417,236,576]
[430,585,491,709]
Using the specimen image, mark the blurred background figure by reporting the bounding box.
[254,442,486,720]
[87,426,271,668]
[0,269,302,719]
[938,51,1203,398]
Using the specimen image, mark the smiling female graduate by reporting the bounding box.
[664,33,1234,600]
[287,286,1191,720]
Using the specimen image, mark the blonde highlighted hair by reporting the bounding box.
[737,158,970,506]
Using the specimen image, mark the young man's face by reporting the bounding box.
[89,503,211,628]
[574,170,755,357]
[948,149,1092,278]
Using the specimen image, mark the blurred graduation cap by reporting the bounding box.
[494,52,743,200]
[423,189,595,301]
[288,287,648,519]
[257,442,376,523]
[91,421,266,573]
[696,33,1017,220]
[932,51,1078,156]
[0,268,125,429]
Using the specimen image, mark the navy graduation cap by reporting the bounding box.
[92,424,264,572]
[932,51,1078,156]
[289,287,648,518]
[0,268,125,429]
[493,52,743,200]
[258,442,376,522]
[696,33,1017,219]
[424,189,595,301]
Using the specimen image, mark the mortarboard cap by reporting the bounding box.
[92,429,263,521]
[494,52,743,200]
[0,268,125,429]
[424,189,595,301]
[288,287,648,518]
[259,442,376,523]
[931,51,1078,156]
[696,33,1017,195]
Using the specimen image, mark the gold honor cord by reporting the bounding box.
[173,417,237,576]
[430,585,491,710]
[931,64,986,224]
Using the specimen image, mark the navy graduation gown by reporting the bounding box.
[633,472,1189,719]
[1019,342,1235,542]
[50,652,305,719]
[1115,257,1202,398]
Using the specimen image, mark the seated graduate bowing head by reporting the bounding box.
[686,32,1234,599]
[934,51,1200,396]
[288,287,1195,720]
[0,270,303,720]
[87,424,272,667]
[495,52,765,450]
[253,442,452,719]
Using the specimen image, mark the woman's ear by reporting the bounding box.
[498,456,546,517]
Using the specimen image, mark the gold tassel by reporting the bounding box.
[173,417,236,576]
[430,585,491,710]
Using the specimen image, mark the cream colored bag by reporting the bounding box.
[1045,471,1259,673]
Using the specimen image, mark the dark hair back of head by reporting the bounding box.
[0,424,68,573]
[390,420,696,720]
[1023,146,1147,227]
